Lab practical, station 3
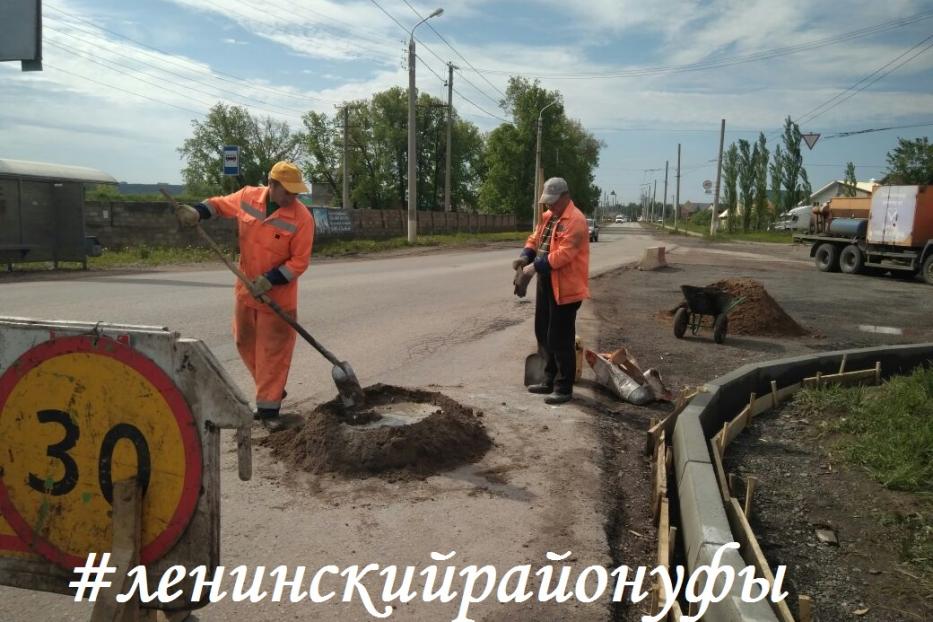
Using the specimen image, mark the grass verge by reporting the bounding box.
[791,367,933,570]
[3,231,530,271]
[653,221,794,243]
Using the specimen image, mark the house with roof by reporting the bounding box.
[799,180,877,207]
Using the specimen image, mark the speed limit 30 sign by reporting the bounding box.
[0,335,202,568]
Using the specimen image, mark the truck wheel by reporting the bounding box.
[923,255,933,285]
[673,307,688,338]
[839,245,864,274]
[713,314,728,344]
[815,243,840,272]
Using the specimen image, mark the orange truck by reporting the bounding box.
[793,185,933,285]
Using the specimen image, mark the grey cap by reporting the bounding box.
[539,177,569,204]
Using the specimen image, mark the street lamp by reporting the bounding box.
[407,7,444,243]
[532,99,558,228]
[610,190,616,220]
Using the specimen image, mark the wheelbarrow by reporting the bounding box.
[672,285,745,344]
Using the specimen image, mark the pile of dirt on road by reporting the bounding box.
[708,278,808,337]
[663,277,807,337]
[263,385,492,479]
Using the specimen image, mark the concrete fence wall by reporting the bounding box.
[84,201,518,249]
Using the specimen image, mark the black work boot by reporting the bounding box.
[527,383,554,394]
[253,407,280,421]
[544,392,572,405]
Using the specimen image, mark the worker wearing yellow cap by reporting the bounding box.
[176,161,315,421]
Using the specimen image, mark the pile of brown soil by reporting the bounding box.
[663,278,807,337]
[263,385,492,478]
[708,278,808,337]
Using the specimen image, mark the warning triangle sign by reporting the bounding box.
[802,133,820,150]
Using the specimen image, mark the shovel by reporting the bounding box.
[524,348,548,386]
[160,189,366,413]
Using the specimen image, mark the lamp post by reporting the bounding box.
[610,190,616,219]
[407,7,444,243]
[533,99,558,228]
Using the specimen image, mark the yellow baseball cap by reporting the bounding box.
[269,161,309,194]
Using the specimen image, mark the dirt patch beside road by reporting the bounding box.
[588,236,932,621]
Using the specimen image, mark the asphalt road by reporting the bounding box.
[0,223,664,621]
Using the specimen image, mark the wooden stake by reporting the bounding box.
[668,525,677,567]
[838,354,847,375]
[91,479,142,622]
[815,371,822,387]
[728,473,738,496]
[744,476,759,519]
[875,361,882,385]
[770,380,778,408]
[799,595,813,622]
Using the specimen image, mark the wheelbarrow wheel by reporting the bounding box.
[713,314,728,344]
[673,307,688,338]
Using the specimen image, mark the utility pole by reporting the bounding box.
[652,179,657,223]
[663,161,669,227]
[444,62,456,212]
[534,100,558,228]
[342,104,350,210]
[711,119,726,236]
[407,36,417,242]
[675,144,681,230]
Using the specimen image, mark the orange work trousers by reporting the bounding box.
[233,298,297,411]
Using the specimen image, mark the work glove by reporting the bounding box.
[512,255,531,271]
[250,275,273,298]
[175,204,200,228]
[513,264,534,298]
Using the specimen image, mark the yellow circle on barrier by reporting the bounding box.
[0,336,202,568]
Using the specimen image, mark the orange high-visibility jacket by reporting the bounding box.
[524,201,590,305]
[203,186,314,312]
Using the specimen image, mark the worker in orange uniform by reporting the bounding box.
[512,177,590,404]
[176,161,315,421]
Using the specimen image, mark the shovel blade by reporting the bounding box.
[332,361,366,411]
[524,352,547,387]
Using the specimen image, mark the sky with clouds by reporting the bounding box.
[2,0,932,204]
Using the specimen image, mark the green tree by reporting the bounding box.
[178,103,302,196]
[843,161,858,197]
[479,77,602,220]
[779,116,811,214]
[882,137,933,185]
[753,133,770,230]
[721,143,739,232]
[770,144,783,215]
[300,110,343,204]
[737,139,756,232]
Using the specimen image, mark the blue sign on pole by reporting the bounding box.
[223,145,240,176]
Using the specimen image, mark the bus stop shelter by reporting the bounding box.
[0,158,116,269]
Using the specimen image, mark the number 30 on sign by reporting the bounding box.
[0,335,202,568]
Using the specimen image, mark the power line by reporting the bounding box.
[461,10,933,79]
[46,27,310,117]
[399,0,506,102]
[45,3,340,104]
[795,34,933,126]
[823,121,933,140]
[43,63,207,117]
[45,38,304,121]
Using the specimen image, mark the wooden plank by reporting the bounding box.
[725,497,796,622]
[90,479,142,622]
[774,381,802,404]
[645,388,698,455]
[744,476,759,519]
[752,392,773,417]
[799,595,813,622]
[802,368,876,388]
[723,405,752,448]
[653,433,667,523]
[655,498,670,618]
[709,437,731,502]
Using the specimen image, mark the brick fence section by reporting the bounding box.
[85,201,518,249]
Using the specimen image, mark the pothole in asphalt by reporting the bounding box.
[262,384,492,479]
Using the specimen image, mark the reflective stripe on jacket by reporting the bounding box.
[203,186,314,311]
[524,201,590,305]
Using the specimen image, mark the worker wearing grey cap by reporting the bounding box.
[512,177,591,404]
